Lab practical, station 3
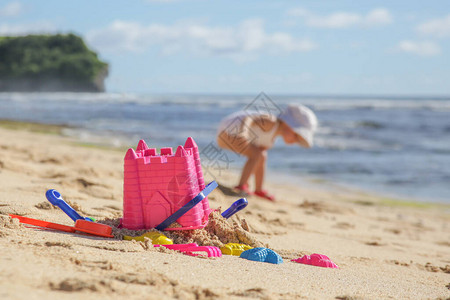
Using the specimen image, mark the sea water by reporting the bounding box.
[0,92,449,203]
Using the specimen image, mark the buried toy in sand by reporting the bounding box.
[292,254,339,269]
[240,247,283,264]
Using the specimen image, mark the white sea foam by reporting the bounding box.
[2,92,449,111]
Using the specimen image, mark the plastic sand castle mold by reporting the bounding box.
[291,253,339,268]
[154,243,198,250]
[240,247,283,264]
[123,232,173,244]
[154,243,222,257]
[122,138,210,231]
[220,243,253,256]
[181,246,222,257]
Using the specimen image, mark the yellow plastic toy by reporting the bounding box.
[220,243,253,256]
[123,232,173,245]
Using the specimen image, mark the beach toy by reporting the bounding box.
[240,247,283,264]
[155,181,218,231]
[154,243,198,250]
[123,232,173,244]
[221,198,248,219]
[181,246,222,257]
[291,254,339,269]
[154,243,222,257]
[220,243,253,256]
[74,219,113,238]
[45,189,94,222]
[10,214,74,232]
[123,138,211,231]
[9,214,113,238]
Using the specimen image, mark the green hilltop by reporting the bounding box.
[0,34,108,92]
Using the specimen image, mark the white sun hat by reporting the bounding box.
[278,104,318,147]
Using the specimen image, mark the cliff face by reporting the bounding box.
[0,34,108,92]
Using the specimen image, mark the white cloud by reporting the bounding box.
[287,7,392,29]
[396,40,441,56]
[287,8,309,18]
[306,12,362,28]
[0,21,56,35]
[86,19,317,61]
[0,1,24,17]
[365,8,393,26]
[417,14,450,38]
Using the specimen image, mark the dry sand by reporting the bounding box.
[0,124,449,300]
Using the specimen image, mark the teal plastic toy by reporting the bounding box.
[240,247,283,264]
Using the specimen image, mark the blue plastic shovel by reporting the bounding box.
[221,198,248,219]
[155,181,218,231]
[46,189,94,222]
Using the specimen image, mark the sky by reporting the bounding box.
[1,0,449,95]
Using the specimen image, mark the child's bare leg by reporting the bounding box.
[238,157,257,187]
[238,146,265,187]
[254,150,267,191]
[218,132,259,187]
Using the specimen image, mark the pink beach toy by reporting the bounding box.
[122,138,210,231]
[154,243,222,257]
[291,253,339,269]
[185,246,222,257]
[154,243,198,250]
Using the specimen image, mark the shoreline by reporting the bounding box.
[1,91,449,205]
[1,118,446,208]
[0,119,450,211]
[268,169,450,208]
[0,122,449,299]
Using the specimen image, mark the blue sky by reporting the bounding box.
[1,0,449,95]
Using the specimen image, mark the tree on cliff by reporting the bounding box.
[0,34,108,92]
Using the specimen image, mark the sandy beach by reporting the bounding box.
[0,122,449,300]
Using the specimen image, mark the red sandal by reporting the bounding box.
[234,184,253,196]
[254,190,276,201]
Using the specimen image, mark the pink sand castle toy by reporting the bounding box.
[291,253,339,268]
[122,137,211,231]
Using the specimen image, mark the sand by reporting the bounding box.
[0,123,449,300]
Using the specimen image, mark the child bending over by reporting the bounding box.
[217,104,317,201]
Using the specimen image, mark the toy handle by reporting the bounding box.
[221,198,248,219]
[155,181,218,231]
[46,189,85,222]
[9,214,75,232]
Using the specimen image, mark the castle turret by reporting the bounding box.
[184,137,210,221]
[123,148,144,229]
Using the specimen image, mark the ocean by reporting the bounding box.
[1,92,449,203]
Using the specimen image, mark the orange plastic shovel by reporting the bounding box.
[9,214,113,238]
